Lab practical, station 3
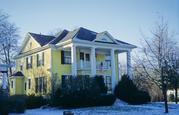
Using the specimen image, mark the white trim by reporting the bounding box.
[71,44,77,76]
[91,47,96,76]
[111,49,116,92]
[73,38,133,50]
[14,45,50,59]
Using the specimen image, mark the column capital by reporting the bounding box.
[71,43,76,48]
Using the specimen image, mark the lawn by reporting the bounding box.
[10,100,179,115]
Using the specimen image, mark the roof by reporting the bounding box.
[11,71,24,77]
[49,30,69,44]
[27,27,136,48]
[29,32,55,46]
[76,27,97,41]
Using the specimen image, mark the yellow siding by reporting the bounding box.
[51,49,71,84]
[13,36,51,95]
[9,77,24,95]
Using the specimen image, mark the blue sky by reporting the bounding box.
[0,0,179,47]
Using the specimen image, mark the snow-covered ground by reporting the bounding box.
[10,100,179,115]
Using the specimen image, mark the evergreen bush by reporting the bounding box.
[114,75,151,105]
[53,75,116,107]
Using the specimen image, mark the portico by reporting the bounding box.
[60,41,134,91]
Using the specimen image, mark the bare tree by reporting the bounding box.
[0,11,19,76]
[167,47,179,104]
[134,18,178,113]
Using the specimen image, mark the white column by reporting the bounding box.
[111,49,116,91]
[91,47,96,76]
[118,63,121,81]
[127,50,132,79]
[71,44,77,76]
[2,72,7,90]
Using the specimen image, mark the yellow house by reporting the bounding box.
[9,27,136,95]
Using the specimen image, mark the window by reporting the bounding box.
[61,75,72,87]
[80,52,90,61]
[28,79,31,89]
[35,77,46,94]
[104,60,111,69]
[61,51,71,64]
[11,80,14,89]
[25,82,27,91]
[80,52,84,60]
[85,54,90,61]
[105,76,112,92]
[26,56,33,69]
[37,52,44,67]
[20,65,23,71]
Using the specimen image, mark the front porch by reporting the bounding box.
[59,43,132,91]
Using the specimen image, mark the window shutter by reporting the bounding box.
[61,50,64,64]
[30,56,33,68]
[35,78,38,93]
[36,54,39,67]
[26,57,28,69]
[42,52,44,66]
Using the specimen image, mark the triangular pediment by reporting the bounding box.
[94,31,117,43]
[19,34,41,54]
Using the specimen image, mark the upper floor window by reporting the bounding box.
[37,52,44,67]
[26,56,33,69]
[80,52,90,61]
[61,50,71,64]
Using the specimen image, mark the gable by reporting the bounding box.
[20,35,41,53]
[94,32,116,44]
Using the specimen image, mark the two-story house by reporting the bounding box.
[9,27,136,95]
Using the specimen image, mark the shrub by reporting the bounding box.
[0,94,9,115]
[53,75,116,107]
[25,94,46,109]
[59,94,116,108]
[8,95,26,113]
[94,75,107,94]
[168,94,174,102]
[0,95,26,115]
[114,75,151,104]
